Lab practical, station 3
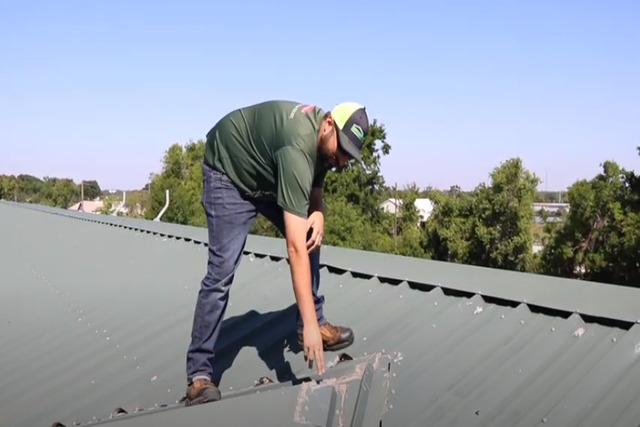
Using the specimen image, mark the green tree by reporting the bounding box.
[467,158,540,272]
[0,174,102,207]
[40,177,80,208]
[123,190,151,218]
[423,187,474,263]
[323,196,393,252]
[388,183,425,258]
[80,180,102,200]
[540,154,640,287]
[147,140,206,226]
[99,194,117,214]
[4,176,19,202]
[16,174,44,202]
[423,158,540,272]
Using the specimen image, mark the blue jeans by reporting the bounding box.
[186,162,326,383]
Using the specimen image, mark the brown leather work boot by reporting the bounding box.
[184,378,221,406]
[298,321,355,351]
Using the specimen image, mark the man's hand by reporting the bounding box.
[306,211,324,252]
[303,322,325,374]
[283,209,325,375]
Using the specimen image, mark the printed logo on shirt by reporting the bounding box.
[289,104,315,118]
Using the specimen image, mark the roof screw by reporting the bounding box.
[541,417,548,423]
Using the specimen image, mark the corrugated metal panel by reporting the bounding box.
[2,202,640,427]
[84,352,396,427]
[8,201,640,325]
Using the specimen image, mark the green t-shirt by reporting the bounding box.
[204,100,329,218]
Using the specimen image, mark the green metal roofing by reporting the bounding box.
[2,201,640,427]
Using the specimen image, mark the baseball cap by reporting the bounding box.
[331,102,369,163]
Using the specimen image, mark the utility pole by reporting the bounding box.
[80,180,85,212]
[393,182,398,249]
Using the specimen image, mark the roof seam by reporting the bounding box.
[4,202,639,329]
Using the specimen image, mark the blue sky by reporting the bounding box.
[1,0,639,191]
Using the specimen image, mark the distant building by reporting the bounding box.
[68,200,104,214]
[532,202,570,214]
[68,193,127,216]
[380,198,434,224]
[533,202,570,223]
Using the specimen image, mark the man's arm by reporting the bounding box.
[309,169,327,215]
[309,187,324,215]
[283,211,316,327]
[275,146,325,373]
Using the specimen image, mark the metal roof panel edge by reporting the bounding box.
[4,201,639,325]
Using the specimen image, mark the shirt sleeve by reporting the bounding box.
[312,168,328,189]
[275,146,314,218]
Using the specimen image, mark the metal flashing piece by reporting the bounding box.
[71,352,395,427]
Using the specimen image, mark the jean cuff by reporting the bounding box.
[190,374,211,384]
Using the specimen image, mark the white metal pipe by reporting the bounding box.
[154,190,170,221]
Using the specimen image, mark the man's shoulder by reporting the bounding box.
[246,100,324,117]
[227,99,325,126]
[275,101,326,151]
[212,99,325,153]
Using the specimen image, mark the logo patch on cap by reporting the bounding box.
[350,124,365,142]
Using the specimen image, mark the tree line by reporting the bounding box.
[0,175,102,207]
[2,119,638,288]
[141,121,640,289]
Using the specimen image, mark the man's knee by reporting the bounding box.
[201,251,241,292]
[201,273,236,298]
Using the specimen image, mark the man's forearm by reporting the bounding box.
[288,247,317,326]
[283,209,318,328]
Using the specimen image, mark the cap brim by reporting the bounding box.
[338,129,363,163]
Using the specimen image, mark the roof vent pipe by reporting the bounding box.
[153,189,170,222]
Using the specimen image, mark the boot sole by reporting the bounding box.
[324,335,355,352]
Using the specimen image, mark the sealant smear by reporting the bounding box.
[293,353,396,427]
[293,383,311,425]
[293,362,367,427]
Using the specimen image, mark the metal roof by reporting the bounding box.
[2,201,640,427]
